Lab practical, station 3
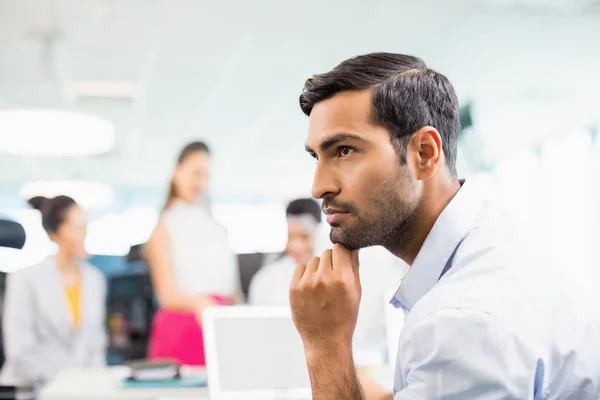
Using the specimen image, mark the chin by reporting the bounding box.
[329,230,360,250]
[330,227,381,250]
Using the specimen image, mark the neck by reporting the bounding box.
[55,249,79,273]
[386,175,461,265]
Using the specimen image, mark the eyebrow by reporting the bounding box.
[305,133,365,154]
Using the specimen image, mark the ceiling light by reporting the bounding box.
[0,109,116,156]
[74,81,136,99]
[19,180,115,210]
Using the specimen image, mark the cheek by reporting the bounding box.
[69,231,87,248]
[345,160,397,202]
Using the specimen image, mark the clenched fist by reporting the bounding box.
[289,243,361,350]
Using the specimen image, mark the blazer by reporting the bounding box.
[0,256,107,388]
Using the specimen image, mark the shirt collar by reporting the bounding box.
[390,179,485,312]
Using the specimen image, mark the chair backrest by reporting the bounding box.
[106,272,157,363]
[0,219,26,250]
[0,386,34,400]
[237,253,265,299]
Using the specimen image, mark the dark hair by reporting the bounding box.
[299,52,460,176]
[164,141,211,210]
[286,198,322,224]
[28,195,77,234]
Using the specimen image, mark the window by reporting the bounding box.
[539,132,596,289]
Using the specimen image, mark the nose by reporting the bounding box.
[311,161,340,200]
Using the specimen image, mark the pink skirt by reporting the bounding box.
[147,294,229,366]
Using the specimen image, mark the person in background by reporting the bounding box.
[146,141,240,367]
[0,196,107,389]
[248,198,321,306]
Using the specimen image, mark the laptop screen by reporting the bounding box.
[212,315,311,392]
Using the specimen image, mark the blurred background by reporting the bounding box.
[0,0,599,371]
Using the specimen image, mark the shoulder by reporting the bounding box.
[81,263,107,289]
[251,258,281,284]
[251,257,292,285]
[398,306,538,369]
[10,257,54,282]
[405,208,580,341]
[395,307,538,399]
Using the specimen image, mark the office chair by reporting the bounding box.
[106,271,157,364]
[0,219,25,250]
[0,219,32,399]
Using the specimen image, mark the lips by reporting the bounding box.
[323,208,350,225]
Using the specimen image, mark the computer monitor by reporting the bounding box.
[202,306,311,399]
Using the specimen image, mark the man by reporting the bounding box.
[249,198,321,306]
[289,52,600,399]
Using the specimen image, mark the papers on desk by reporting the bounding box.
[121,360,208,390]
[127,360,180,381]
[121,377,207,389]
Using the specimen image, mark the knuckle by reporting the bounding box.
[312,278,326,289]
[332,276,350,290]
[289,287,300,298]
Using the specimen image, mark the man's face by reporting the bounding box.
[305,90,420,250]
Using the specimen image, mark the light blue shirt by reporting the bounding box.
[391,180,600,399]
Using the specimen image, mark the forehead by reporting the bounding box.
[306,90,387,149]
[62,205,84,224]
[180,151,210,167]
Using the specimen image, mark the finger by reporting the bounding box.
[320,249,333,271]
[302,256,320,281]
[291,263,307,285]
[315,249,333,279]
[332,243,353,275]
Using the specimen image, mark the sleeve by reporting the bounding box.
[2,272,73,384]
[89,273,108,366]
[394,308,536,400]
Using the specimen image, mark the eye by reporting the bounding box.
[337,146,355,157]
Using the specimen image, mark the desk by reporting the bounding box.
[39,366,394,400]
[38,367,208,400]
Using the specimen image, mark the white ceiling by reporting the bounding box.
[0,0,599,204]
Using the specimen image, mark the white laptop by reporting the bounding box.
[203,306,312,399]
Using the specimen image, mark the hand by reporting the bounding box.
[193,296,218,326]
[289,244,361,350]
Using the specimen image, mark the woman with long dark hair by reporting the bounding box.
[146,141,240,366]
[0,195,106,389]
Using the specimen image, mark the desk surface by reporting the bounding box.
[39,365,394,400]
[39,367,209,400]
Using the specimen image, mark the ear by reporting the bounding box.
[48,231,59,245]
[409,126,443,181]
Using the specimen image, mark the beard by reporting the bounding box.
[327,175,418,251]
